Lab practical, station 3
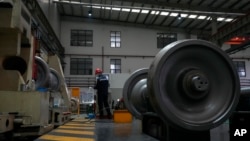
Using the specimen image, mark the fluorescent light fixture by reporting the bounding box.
[141,10,149,14]
[197,15,206,19]
[217,17,225,21]
[105,7,111,10]
[225,18,233,22]
[122,8,130,12]
[189,14,197,18]
[132,9,140,13]
[112,7,121,11]
[160,12,169,16]
[151,11,160,15]
[180,14,188,17]
[57,0,63,1]
[71,1,80,4]
[170,13,178,17]
[92,6,101,9]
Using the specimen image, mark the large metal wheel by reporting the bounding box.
[147,39,240,131]
[123,68,149,119]
[35,56,50,89]
[49,68,61,92]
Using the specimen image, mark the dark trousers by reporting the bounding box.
[97,93,111,116]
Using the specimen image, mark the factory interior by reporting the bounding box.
[1,0,250,141]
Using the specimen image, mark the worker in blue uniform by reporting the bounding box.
[94,68,112,119]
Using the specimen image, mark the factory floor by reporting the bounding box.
[35,115,158,141]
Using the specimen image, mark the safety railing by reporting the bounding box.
[240,78,250,87]
[65,77,96,88]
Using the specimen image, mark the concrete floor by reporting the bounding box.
[0,115,231,141]
[94,119,158,141]
[34,115,158,141]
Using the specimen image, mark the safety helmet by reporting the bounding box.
[95,68,102,75]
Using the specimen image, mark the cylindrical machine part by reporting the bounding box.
[70,97,79,112]
[35,56,50,89]
[123,68,152,119]
[123,39,241,131]
[49,68,61,92]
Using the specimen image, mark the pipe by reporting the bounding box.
[102,46,104,71]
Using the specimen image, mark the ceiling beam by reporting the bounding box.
[112,0,246,14]
[61,15,211,36]
[53,1,244,16]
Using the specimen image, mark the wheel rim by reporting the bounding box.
[148,39,240,131]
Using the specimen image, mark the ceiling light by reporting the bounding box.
[189,14,197,18]
[225,18,233,22]
[180,14,188,17]
[151,11,160,15]
[141,10,149,14]
[122,8,130,12]
[170,13,178,17]
[112,7,121,11]
[131,9,140,13]
[160,12,169,16]
[197,15,206,19]
[88,10,92,16]
[92,6,101,9]
[217,17,225,21]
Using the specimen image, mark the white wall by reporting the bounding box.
[61,20,197,77]
[61,20,197,100]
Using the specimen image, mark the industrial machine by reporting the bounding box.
[0,0,77,140]
[123,39,248,141]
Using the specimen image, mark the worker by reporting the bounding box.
[94,68,112,119]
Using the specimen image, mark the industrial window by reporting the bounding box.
[110,31,121,48]
[157,33,177,48]
[70,30,93,47]
[70,58,93,75]
[233,61,246,77]
[110,59,121,74]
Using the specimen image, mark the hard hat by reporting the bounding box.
[95,68,102,74]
